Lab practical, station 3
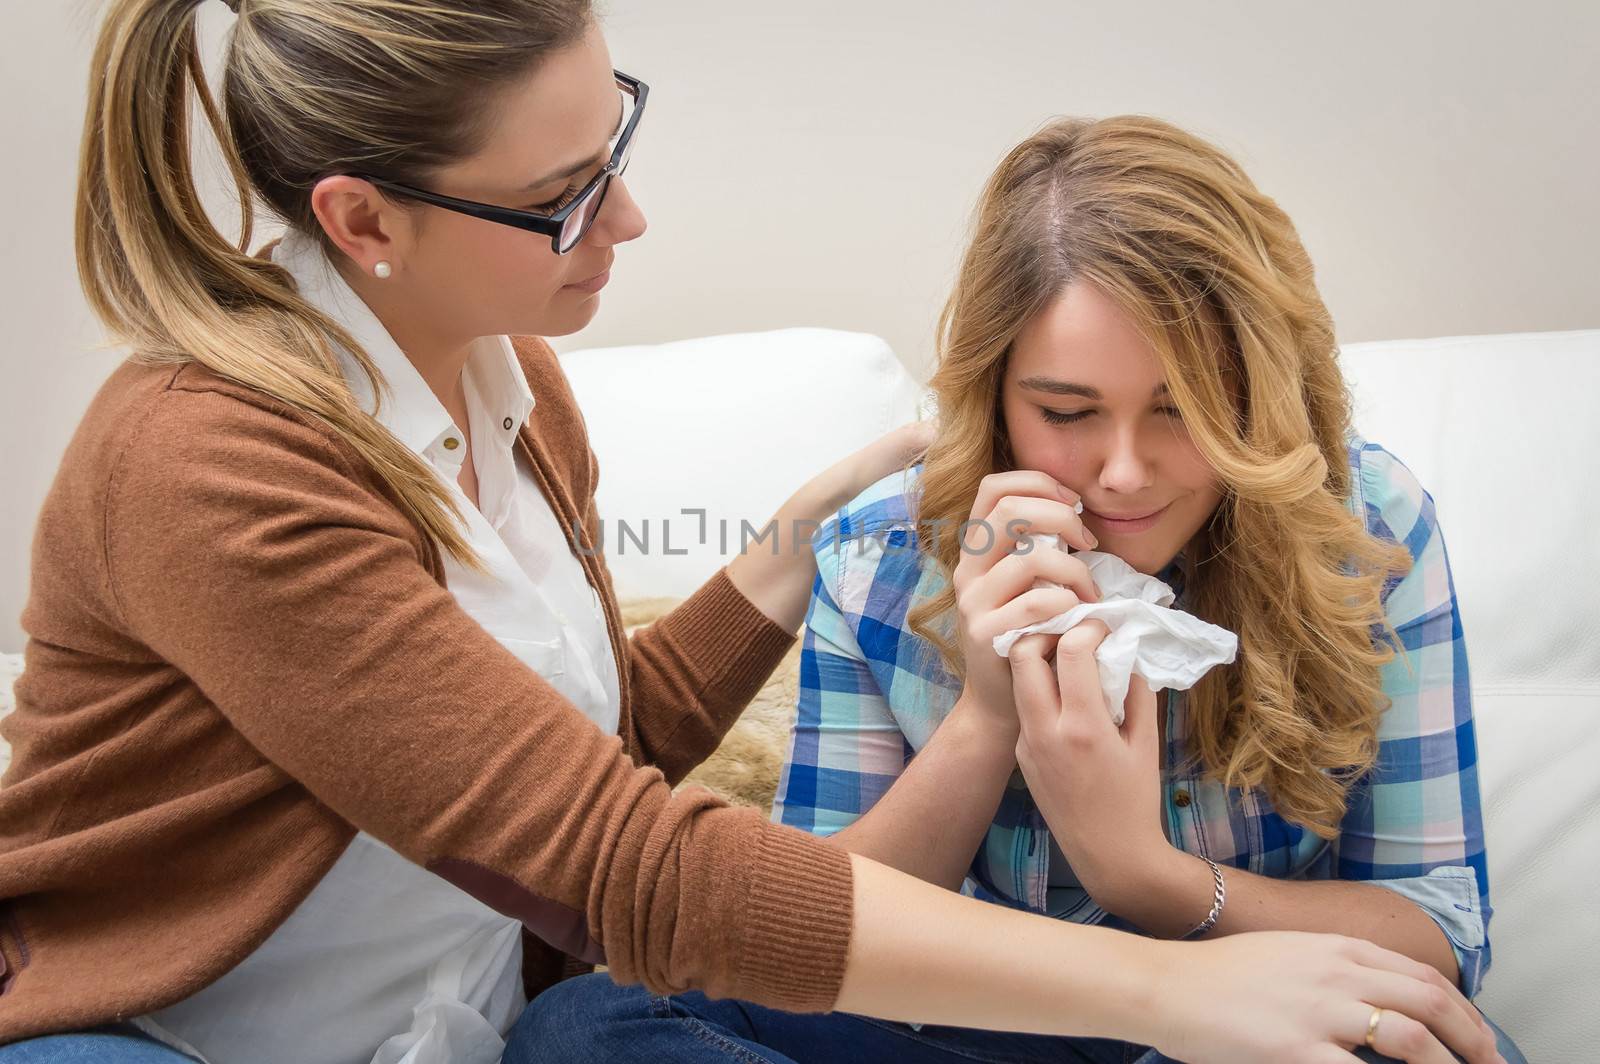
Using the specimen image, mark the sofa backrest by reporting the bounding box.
[1339,329,1600,1061]
[557,327,926,600]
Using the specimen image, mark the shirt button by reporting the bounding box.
[1173,789,1192,808]
[443,437,460,450]
[503,417,515,430]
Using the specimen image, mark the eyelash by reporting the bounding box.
[527,183,583,213]
[1040,406,1183,425]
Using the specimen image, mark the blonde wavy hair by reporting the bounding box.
[907,116,1414,838]
[76,0,593,575]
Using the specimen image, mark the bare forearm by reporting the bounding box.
[1105,851,1461,988]
[837,853,1162,1041]
[727,424,932,632]
[831,699,1017,890]
[725,482,851,633]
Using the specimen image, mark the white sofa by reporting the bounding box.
[3,327,1593,1060]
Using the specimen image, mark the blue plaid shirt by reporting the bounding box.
[772,436,1493,997]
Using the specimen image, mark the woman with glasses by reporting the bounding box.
[0,1,1506,1063]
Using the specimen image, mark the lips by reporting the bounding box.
[564,257,614,291]
[1083,502,1171,533]
[1089,506,1165,522]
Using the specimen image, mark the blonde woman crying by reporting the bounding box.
[526,117,1525,1064]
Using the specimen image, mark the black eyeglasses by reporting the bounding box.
[352,71,647,255]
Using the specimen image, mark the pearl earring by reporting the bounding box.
[374,261,392,279]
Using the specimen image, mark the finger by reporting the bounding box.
[1349,1004,1455,1064]
[960,496,1084,561]
[1347,939,1498,1057]
[954,482,1090,586]
[965,548,1093,631]
[1054,619,1116,733]
[1008,632,1063,736]
[1353,976,1501,1064]
[975,588,1083,645]
[972,492,1100,556]
[969,470,1080,525]
[975,545,1100,608]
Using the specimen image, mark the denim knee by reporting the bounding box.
[0,1025,201,1063]
[503,971,659,1064]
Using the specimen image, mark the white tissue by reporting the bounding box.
[991,534,1238,725]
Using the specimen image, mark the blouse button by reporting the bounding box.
[503,417,515,430]
[442,437,461,451]
[1173,789,1192,808]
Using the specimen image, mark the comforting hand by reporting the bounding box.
[951,471,1099,734]
[796,420,938,520]
[729,420,938,631]
[1150,931,1507,1064]
[1006,627,1172,903]
[847,420,939,499]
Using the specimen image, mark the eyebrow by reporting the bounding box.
[520,93,627,192]
[1016,377,1171,401]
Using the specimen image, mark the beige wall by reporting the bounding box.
[3,0,1596,652]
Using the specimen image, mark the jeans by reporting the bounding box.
[507,972,1529,1064]
[0,1024,202,1063]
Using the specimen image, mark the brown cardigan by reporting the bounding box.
[0,335,853,1044]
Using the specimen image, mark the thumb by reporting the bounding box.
[1008,632,1062,736]
[1121,673,1160,750]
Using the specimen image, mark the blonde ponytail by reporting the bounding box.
[76,0,593,574]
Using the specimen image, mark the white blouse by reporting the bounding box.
[128,226,621,1064]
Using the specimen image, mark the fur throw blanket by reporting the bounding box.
[622,598,799,815]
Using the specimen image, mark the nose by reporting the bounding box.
[586,176,647,248]
[1097,424,1156,496]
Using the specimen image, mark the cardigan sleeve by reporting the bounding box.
[102,383,852,1012]
[620,565,798,786]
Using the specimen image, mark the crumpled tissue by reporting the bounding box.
[991,533,1238,725]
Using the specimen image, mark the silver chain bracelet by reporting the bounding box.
[1179,854,1227,940]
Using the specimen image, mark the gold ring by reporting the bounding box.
[1365,1007,1384,1048]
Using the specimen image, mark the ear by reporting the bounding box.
[308,175,412,276]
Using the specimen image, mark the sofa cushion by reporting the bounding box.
[556,327,926,601]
